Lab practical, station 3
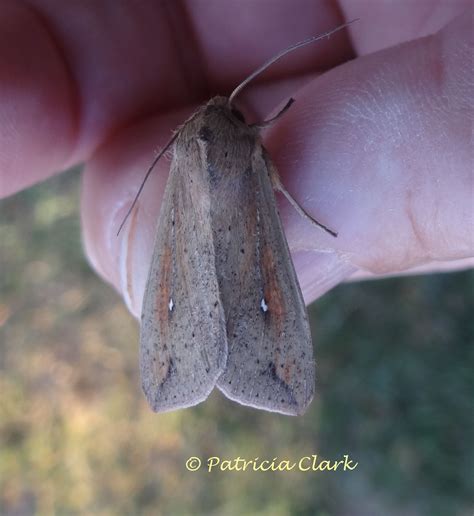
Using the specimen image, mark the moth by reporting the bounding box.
[119,22,354,415]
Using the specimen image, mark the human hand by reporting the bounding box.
[0,1,472,316]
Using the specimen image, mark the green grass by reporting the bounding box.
[0,169,472,515]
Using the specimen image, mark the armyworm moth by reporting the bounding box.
[119,21,355,415]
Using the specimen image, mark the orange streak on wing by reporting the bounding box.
[155,246,172,327]
[152,246,173,384]
[261,244,298,387]
[282,362,295,385]
[261,244,286,333]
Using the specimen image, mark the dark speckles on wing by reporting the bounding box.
[198,126,213,142]
[161,357,176,386]
[208,164,219,186]
[265,361,298,407]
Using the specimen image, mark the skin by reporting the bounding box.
[0,0,472,317]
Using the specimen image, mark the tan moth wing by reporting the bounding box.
[215,147,314,415]
[196,98,315,415]
[140,113,227,412]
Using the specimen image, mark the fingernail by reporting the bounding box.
[117,204,153,319]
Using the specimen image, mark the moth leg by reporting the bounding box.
[267,154,338,237]
[250,98,295,129]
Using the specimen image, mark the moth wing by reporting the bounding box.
[140,148,227,412]
[216,148,314,415]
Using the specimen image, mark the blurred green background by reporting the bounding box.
[0,169,472,516]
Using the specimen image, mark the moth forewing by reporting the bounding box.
[210,121,315,415]
[139,107,228,412]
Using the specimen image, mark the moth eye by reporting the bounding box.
[231,108,246,123]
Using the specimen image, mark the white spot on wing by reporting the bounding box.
[168,298,174,312]
[260,298,268,313]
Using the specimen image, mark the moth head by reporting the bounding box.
[230,107,246,124]
[204,96,248,128]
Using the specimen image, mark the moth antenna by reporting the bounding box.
[228,19,359,107]
[117,132,178,236]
